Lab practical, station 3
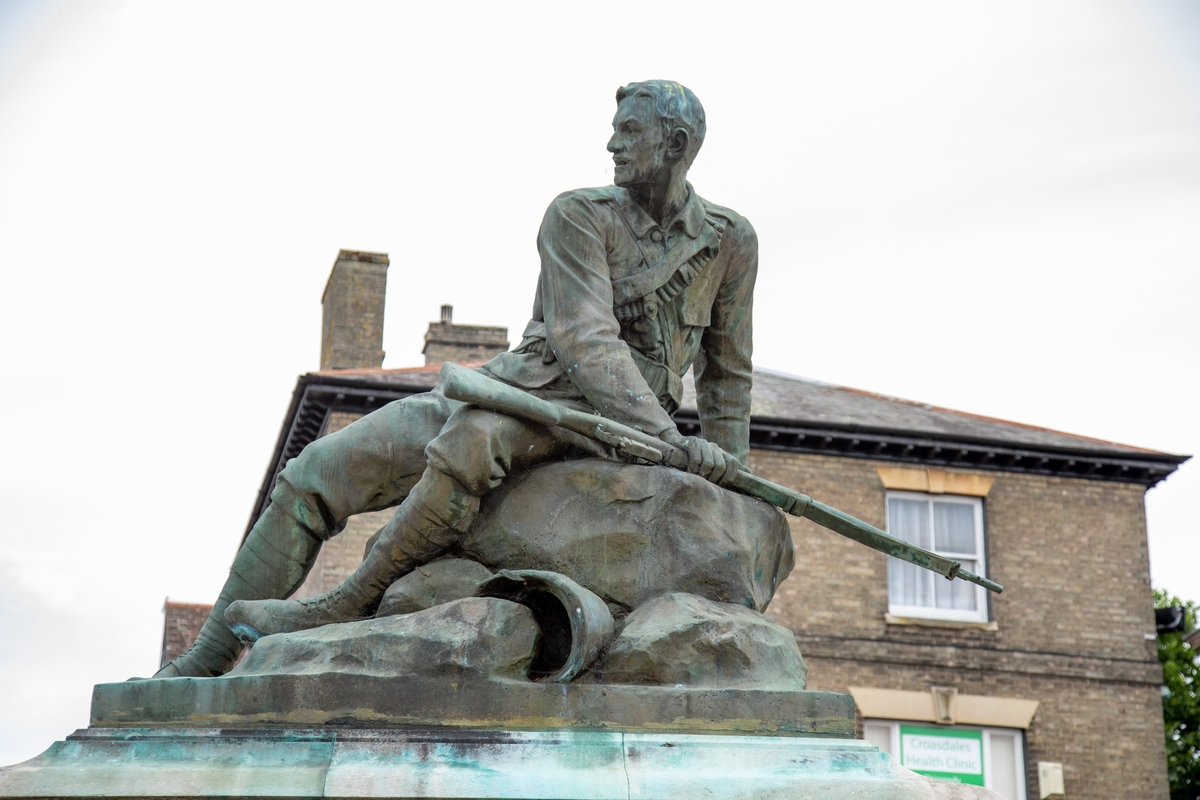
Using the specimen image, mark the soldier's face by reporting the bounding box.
[607,97,668,188]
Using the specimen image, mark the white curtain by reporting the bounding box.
[933,501,977,611]
[934,502,976,554]
[890,497,978,612]
[888,498,931,608]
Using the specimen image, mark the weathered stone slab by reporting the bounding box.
[231,597,537,681]
[589,593,807,690]
[461,459,794,614]
[0,726,1007,798]
[90,674,855,737]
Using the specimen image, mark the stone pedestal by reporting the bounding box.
[1,726,1002,799]
[0,582,1002,798]
[87,675,853,736]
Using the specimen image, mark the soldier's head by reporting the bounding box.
[608,80,706,188]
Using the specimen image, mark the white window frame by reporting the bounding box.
[863,719,1026,800]
[886,491,988,623]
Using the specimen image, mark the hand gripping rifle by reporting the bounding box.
[440,362,1004,595]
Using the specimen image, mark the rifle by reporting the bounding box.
[439,362,1003,595]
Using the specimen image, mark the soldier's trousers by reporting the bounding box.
[167,382,587,676]
[267,385,576,552]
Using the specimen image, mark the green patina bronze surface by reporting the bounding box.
[157,80,770,684]
[0,728,1005,799]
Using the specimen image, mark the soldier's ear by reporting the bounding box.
[666,128,689,162]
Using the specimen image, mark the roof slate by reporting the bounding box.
[311,363,1177,459]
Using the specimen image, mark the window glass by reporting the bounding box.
[986,731,1019,800]
[863,722,893,753]
[933,502,976,554]
[889,498,931,549]
[889,558,929,608]
[886,491,987,622]
[888,497,934,609]
[934,559,978,611]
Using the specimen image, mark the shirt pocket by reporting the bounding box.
[680,298,711,328]
[678,269,717,328]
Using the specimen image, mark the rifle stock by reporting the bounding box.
[440,362,1003,595]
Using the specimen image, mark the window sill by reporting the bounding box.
[885,613,998,631]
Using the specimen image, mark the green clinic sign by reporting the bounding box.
[899,725,984,786]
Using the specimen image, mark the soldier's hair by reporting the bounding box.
[615,80,706,167]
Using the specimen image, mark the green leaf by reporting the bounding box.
[1155,589,1200,800]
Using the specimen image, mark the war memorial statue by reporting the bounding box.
[0,80,1004,800]
[157,78,759,679]
[156,79,996,683]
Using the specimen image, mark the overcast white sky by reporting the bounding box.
[1,0,1197,767]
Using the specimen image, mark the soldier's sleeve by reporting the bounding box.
[693,217,757,465]
[537,192,677,436]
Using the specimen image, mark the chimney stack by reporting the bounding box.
[320,250,389,370]
[422,304,509,365]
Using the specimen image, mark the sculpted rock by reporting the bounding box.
[229,597,538,682]
[376,558,494,617]
[590,592,807,690]
[461,459,793,614]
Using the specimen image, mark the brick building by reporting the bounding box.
[164,249,1188,799]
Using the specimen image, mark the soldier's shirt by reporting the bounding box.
[481,183,757,464]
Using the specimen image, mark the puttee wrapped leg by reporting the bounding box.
[150,503,323,678]
[223,467,479,642]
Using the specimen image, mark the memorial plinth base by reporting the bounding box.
[0,726,1001,799]
[1,676,1000,798]
[86,675,854,737]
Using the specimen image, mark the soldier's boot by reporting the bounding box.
[148,504,323,678]
[224,468,479,643]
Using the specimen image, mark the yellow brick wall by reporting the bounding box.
[292,410,1169,798]
[747,449,1167,799]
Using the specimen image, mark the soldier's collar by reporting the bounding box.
[617,183,706,240]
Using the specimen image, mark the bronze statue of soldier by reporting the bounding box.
[155,80,758,679]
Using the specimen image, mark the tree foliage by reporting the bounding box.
[1156,589,1200,800]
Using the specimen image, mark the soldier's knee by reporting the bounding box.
[272,436,330,502]
[424,408,517,495]
[267,436,354,541]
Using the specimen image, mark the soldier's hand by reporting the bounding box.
[660,429,741,487]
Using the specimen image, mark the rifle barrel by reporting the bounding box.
[440,363,1004,595]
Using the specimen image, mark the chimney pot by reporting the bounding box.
[441,304,453,323]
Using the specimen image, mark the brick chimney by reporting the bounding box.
[422,304,509,365]
[320,250,389,370]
